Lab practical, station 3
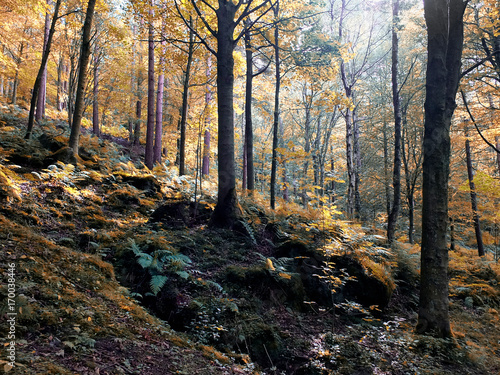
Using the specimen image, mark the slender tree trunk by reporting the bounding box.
[417,0,468,338]
[244,19,255,192]
[270,1,281,210]
[25,0,61,139]
[68,0,97,155]
[145,1,155,169]
[134,23,144,146]
[465,136,485,256]
[387,0,402,243]
[11,72,19,105]
[178,17,194,176]
[353,110,361,217]
[496,136,500,175]
[36,5,51,122]
[383,122,391,222]
[56,54,63,111]
[92,45,100,136]
[154,48,165,165]
[202,57,212,177]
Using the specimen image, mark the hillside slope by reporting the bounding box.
[0,110,499,374]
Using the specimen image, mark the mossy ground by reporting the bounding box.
[0,109,499,374]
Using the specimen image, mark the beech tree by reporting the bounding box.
[68,0,97,155]
[387,0,402,243]
[416,0,468,338]
[175,0,274,228]
[25,0,62,140]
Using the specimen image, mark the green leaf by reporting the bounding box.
[150,275,168,295]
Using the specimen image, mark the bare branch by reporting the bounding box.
[461,90,500,154]
[174,0,217,56]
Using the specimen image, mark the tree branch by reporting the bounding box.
[461,90,500,154]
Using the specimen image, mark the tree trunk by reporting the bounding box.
[145,2,156,170]
[387,0,402,243]
[416,0,468,338]
[244,19,255,192]
[210,1,239,228]
[353,110,361,217]
[496,136,500,175]
[56,54,64,111]
[154,50,165,165]
[465,136,485,256]
[92,44,100,136]
[25,0,61,139]
[36,6,51,122]
[202,56,213,177]
[270,1,280,210]
[383,121,391,221]
[68,0,97,155]
[178,17,194,176]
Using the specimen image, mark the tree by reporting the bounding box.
[270,0,280,209]
[178,17,195,176]
[416,0,469,338]
[68,0,97,155]
[36,1,51,122]
[25,0,62,140]
[145,0,155,170]
[464,126,485,257]
[387,0,402,243]
[175,0,274,228]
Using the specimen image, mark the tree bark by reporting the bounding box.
[387,0,402,243]
[465,135,485,256]
[209,1,239,228]
[244,19,255,192]
[92,44,100,136]
[68,0,97,155]
[25,0,61,139]
[36,5,51,122]
[154,49,165,165]
[270,1,281,209]
[178,17,194,176]
[145,1,156,170]
[416,0,468,338]
[496,136,500,175]
[202,57,212,177]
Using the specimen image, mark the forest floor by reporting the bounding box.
[0,107,499,374]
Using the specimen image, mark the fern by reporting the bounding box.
[239,219,257,246]
[127,239,192,296]
[150,275,168,295]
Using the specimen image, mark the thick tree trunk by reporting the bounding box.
[210,1,238,228]
[387,0,402,243]
[145,3,155,170]
[270,1,280,209]
[417,0,468,338]
[244,20,255,192]
[25,0,61,139]
[36,7,51,122]
[68,0,97,155]
[465,137,485,256]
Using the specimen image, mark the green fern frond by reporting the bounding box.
[239,220,257,246]
[150,275,168,295]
